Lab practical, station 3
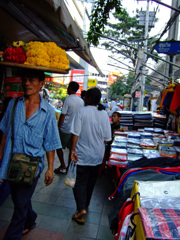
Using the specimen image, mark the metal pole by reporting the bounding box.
[141,0,149,111]
[83,3,88,90]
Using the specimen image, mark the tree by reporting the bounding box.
[87,0,159,66]
[110,71,135,98]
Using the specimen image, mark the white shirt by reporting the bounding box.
[70,106,112,166]
[60,94,84,133]
[109,106,119,117]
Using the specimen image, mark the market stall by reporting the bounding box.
[107,114,180,239]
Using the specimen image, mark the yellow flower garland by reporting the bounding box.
[25,41,69,69]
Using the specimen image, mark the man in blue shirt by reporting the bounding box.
[0,69,61,240]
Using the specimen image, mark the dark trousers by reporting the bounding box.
[3,174,40,240]
[73,165,100,211]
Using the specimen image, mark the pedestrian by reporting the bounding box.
[56,98,63,110]
[54,81,84,174]
[80,90,87,103]
[102,99,109,110]
[109,101,119,118]
[70,87,111,223]
[0,69,61,240]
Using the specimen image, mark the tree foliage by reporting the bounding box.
[87,0,159,66]
[110,71,135,98]
[87,0,124,46]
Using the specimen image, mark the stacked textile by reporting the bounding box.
[153,114,167,128]
[109,136,128,168]
[108,129,179,168]
[134,112,153,128]
[119,111,134,130]
[127,132,143,161]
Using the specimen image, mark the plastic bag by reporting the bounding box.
[64,161,77,187]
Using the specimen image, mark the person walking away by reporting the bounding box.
[70,88,111,223]
[0,69,61,240]
[54,81,84,174]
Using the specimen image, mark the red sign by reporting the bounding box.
[135,91,141,98]
[71,69,85,96]
[108,72,120,86]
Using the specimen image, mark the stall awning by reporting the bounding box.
[0,0,103,76]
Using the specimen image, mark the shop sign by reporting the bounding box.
[71,69,85,96]
[135,91,141,98]
[154,41,180,54]
[88,79,97,89]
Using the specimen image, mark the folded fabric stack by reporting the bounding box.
[127,148,143,161]
[119,111,134,131]
[108,129,179,169]
[140,139,157,149]
[143,149,161,158]
[113,131,128,137]
[157,139,173,147]
[134,112,153,128]
[140,132,154,140]
[153,114,167,128]
[165,131,180,141]
[143,127,154,133]
[127,132,143,161]
[159,146,177,158]
[109,136,128,168]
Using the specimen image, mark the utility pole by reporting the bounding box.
[140,0,150,111]
[83,2,89,90]
[166,0,180,79]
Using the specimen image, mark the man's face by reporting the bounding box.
[22,76,44,96]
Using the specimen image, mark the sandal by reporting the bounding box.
[72,214,86,224]
[54,167,67,174]
[23,223,36,235]
[72,210,86,224]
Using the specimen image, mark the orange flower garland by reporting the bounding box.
[25,41,69,70]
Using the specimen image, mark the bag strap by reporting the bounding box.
[11,98,19,153]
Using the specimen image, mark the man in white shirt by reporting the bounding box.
[54,81,84,174]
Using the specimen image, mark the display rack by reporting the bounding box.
[0,62,70,74]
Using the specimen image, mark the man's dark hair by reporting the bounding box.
[69,81,79,92]
[113,112,121,118]
[86,88,101,106]
[81,90,87,99]
[20,69,45,82]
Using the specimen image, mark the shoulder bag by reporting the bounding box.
[6,98,41,185]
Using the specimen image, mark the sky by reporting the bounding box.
[88,0,172,75]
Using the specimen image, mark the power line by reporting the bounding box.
[93,31,180,69]
[107,63,135,72]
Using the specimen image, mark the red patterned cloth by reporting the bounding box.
[139,207,180,239]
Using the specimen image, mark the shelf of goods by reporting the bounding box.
[108,128,180,169]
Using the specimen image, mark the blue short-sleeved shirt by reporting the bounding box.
[0,95,62,179]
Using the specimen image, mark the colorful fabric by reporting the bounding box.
[109,166,180,200]
[170,84,180,113]
[138,207,180,239]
